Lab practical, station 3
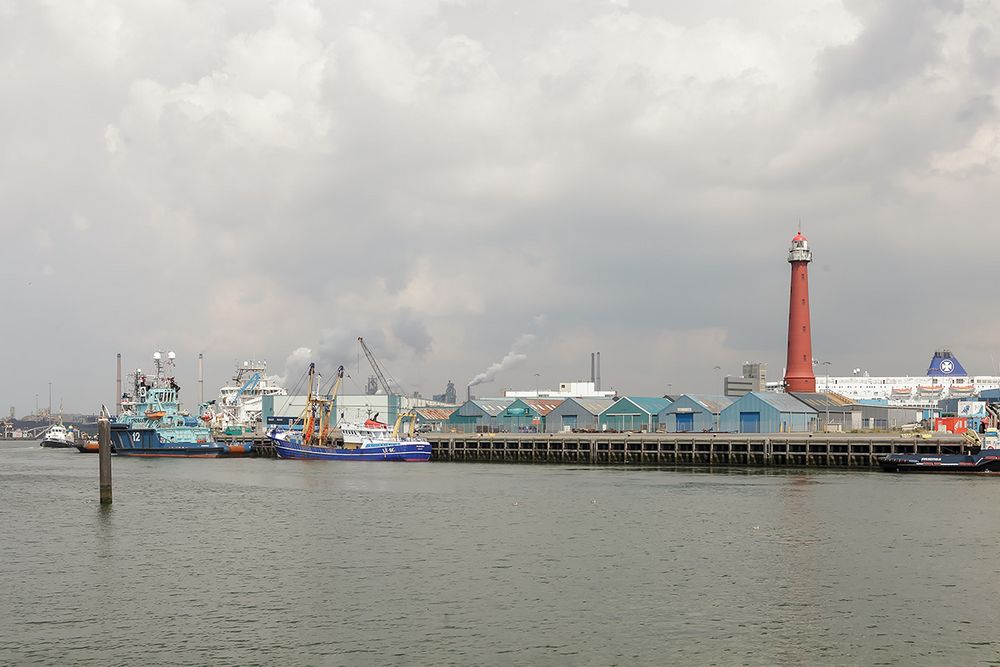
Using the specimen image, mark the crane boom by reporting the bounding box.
[358,337,393,395]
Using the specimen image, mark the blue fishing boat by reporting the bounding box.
[114,351,251,458]
[268,364,431,462]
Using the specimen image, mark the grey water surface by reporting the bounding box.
[2,441,999,666]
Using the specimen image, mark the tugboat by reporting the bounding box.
[880,429,1000,473]
[112,351,250,458]
[40,424,75,448]
[269,364,431,462]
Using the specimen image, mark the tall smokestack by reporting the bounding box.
[596,352,601,391]
[198,353,204,404]
[116,353,122,416]
[591,353,595,384]
[467,385,471,402]
[784,231,816,392]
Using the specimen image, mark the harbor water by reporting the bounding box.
[2,441,1000,665]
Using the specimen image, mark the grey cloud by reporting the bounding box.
[391,308,433,356]
[816,0,964,99]
[6,1,1000,411]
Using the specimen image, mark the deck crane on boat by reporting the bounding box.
[227,372,261,406]
[358,337,395,395]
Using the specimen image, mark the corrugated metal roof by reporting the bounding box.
[607,396,672,415]
[790,392,856,412]
[471,398,515,416]
[414,407,457,421]
[683,394,735,414]
[752,392,817,413]
[561,398,616,416]
[519,398,564,415]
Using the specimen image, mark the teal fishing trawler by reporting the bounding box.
[112,351,250,458]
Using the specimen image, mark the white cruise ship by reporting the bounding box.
[813,350,1000,408]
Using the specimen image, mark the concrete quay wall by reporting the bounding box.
[424,432,969,468]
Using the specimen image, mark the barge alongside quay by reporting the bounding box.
[879,429,1000,473]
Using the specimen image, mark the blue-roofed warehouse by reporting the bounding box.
[545,398,615,433]
[660,394,735,432]
[446,398,515,433]
[719,392,818,433]
[599,397,672,432]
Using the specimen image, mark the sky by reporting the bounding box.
[3,0,1000,414]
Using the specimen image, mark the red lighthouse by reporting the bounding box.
[784,231,816,392]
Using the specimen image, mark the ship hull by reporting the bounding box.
[40,439,75,448]
[75,441,115,454]
[110,423,226,458]
[880,450,1000,473]
[272,440,431,462]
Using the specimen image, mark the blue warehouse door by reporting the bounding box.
[740,412,761,433]
[676,413,694,432]
[562,415,577,431]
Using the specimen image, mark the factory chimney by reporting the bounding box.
[596,352,601,391]
[198,353,204,404]
[590,353,595,384]
[116,353,122,416]
[784,231,816,392]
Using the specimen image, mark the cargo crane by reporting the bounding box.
[358,337,395,395]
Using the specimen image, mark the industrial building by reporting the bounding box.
[447,398,515,433]
[790,393,860,432]
[719,392,817,433]
[598,397,671,432]
[413,407,457,431]
[504,381,615,400]
[853,404,924,431]
[544,398,615,433]
[724,363,767,397]
[660,395,734,432]
[495,398,563,433]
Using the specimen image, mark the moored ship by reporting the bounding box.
[269,364,430,462]
[210,360,287,435]
[881,426,1000,473]
[114,351,250,458]
[816,349,1000,407]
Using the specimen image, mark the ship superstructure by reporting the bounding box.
[815,350,1000,408]
[211,360,287,434]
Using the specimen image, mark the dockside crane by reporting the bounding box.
[358,337,395,395]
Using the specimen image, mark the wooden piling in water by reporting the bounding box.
[98,415,112,504]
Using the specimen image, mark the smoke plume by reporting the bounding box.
[468,334,535,388]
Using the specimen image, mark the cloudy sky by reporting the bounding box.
[4,0,1000,413]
